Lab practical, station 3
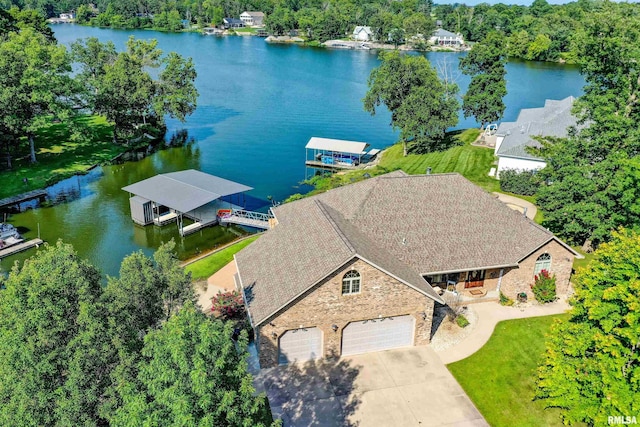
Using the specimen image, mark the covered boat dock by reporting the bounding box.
[122,170,268,236]
[305,137,380,177]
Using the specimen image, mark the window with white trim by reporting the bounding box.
[341,270,361,295]
[534,253,552,276]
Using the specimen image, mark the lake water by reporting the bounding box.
[0,25,585,277]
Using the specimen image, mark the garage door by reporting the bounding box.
[342,315,415,356]
[278,327,323,365]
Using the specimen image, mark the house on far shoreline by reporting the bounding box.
[240,11,265,27]
[353,26,374,41]
[495,96,577,177]
[223,17,244,29]
[234,171,580,368]
[430,28,464,46]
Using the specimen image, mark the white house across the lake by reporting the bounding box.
[495,96,577,177]
[353,26,374,41]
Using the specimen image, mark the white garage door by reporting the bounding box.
[278,327,323,365]
[342,315,415,356]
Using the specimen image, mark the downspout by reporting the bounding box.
[496,268,504,293]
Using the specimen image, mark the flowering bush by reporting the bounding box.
[212,291,245,320]
[531,270,556,303]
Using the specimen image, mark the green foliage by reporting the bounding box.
[0,115,122,199]
[0,26,76,163]
[0,238,225,426]
[212,290,245,319]
[531,270,556,303]
[455,314,469,328]
[0,241,106,426]
[459,31,507,128]
[449,315,571,427]
[499,169,541,196]
[73,36,198,143]
[364,51,459,155]
[499,291,514,306]
[536,3,640,248]
[110,303,276,427]
[185,236,260,280]
[537,229,640,425]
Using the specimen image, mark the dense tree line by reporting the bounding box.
[535,1,640,250]
[0,240,276,426]
[2,0,627,63]
[536,229,640,425]
[0,10,197,167]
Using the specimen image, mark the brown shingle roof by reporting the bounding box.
[236,172,567,326]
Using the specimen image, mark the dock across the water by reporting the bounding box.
[0,189,47,209]
[0,238,43,259]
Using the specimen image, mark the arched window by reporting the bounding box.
[342,270,361,295]
[534,253,552,276]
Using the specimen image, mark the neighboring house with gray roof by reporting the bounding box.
[495,96,577,177]
[235,171,579,367]
[430,28,464,45]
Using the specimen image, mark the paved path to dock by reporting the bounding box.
[493,192,538,220]
[195,261,237,312]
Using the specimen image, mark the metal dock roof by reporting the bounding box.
[122,169,253,213]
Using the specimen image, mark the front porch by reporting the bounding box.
[426,268,504,304]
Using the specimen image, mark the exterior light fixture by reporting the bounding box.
[332,324,338,332]
[419,312,427,320]
[271,332,278,339]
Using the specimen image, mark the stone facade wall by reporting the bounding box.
[256,258,435,368]
[499,240,574,300]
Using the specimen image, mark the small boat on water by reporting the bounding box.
[0,223,24,250]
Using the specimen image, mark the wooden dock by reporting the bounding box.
[0,238,43,259]
[0,189,47,209]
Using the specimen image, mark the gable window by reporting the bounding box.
[342,270,361,295]
[534,253,552,276]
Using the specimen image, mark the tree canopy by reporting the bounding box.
[2,0,622,63]
[72,36,198,143]
[459,31,507,128]
[536,2,640,249]
[537,229,640,425]
[363,51,459,155]
[0,240,272,426]
[0,25,75,163]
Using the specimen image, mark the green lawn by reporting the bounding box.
[571,246,595,271]
[378,129,500,193]
[184,235,260,280]
[234,27,256,34]
[448,315,575,427]
[0,115,121,199]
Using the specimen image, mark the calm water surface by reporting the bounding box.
[0,25,585,277]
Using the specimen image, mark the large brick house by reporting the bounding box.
[235,171,579,368]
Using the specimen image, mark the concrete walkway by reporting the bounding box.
[435,298,571,364]
[493,192,537,220]
[195,261,237,312]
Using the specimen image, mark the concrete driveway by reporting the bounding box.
[253,347,487,427]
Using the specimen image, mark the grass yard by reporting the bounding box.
[184,235,260,280]
[571,246,596,271]
[0,115,121,200]
[378,129,500,193]
[290,129,502,202]
[448,314,574,427]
